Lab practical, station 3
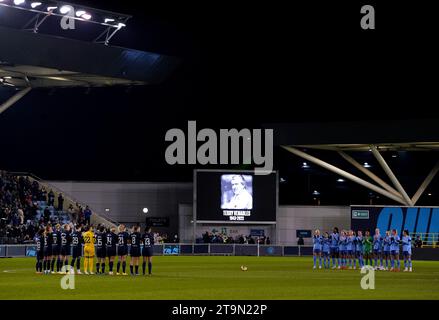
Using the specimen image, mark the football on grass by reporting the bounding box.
[241,265,248,271]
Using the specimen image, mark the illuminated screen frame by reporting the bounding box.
[194,169,278,224]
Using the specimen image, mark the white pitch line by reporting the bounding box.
[2,270,18,273]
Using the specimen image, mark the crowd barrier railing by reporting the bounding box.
[1,243,436,259]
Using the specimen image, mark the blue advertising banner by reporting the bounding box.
[250,229,265,237]
[351,206,439,237]
[296,230,312,238]
[163,245,180,255]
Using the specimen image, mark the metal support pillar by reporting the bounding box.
[0,87,32,115]
[370,145,413,206]
[411,161,439,205]
[338,151,401,197]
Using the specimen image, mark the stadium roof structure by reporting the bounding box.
[266,121,439,207]
[0,0,180,114]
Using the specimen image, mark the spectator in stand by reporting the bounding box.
[57,193,64,211]
[43,207,51,224]
[68,204,76,224]
[202,232,210,244]
[297,236,304,246]
[17,207,24,225]
[40,188,47,203]
[83,205,92,226]
[266,237,271,245]
[48,190,55,206]
[414,236,423,248]
[173,234,179,243]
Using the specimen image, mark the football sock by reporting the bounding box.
[76,258,80,270]
[109,262,113,272]
[84,258,88,272]
[142,262,146,275]
[313,256,316,267]
[89,258,94,272]
[148,262,152,275]
[51,259,55,272]
[122,262,126,273]
[397,260,400,268]
[102,263,105,273]
[96,263,100,273]
[130,265,133,274]
[117,262,121,273]
[135,266,139,274]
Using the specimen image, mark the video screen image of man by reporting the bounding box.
[221,174,253,210]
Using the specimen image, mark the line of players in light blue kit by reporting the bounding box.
[312,227,413,272]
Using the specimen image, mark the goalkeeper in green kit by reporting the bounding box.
[363,230,373,266]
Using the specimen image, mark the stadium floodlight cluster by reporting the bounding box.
[0,0,131,44]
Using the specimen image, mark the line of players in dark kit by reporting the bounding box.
[33,223,155,276]
[312,227,413,272]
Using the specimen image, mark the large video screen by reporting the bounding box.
[195,170,278,223]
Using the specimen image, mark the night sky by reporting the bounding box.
[0,1,438,204]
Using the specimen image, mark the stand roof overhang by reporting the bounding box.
[0,26,180,88]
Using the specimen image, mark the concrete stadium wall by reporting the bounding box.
[277,206,350,245]
[48,181,192,236]
[48,181,350,244]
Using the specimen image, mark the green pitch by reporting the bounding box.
[1,256,439,300]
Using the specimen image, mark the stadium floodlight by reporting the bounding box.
[82,13,92,20]
[363,162,372,168]
[2,1,132,45]
[143,208,149,214]
[337,178,345,182]
[76,10,86,17]
[301,162,310,169]
[30,2,41,8]
[59,5,71,14]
